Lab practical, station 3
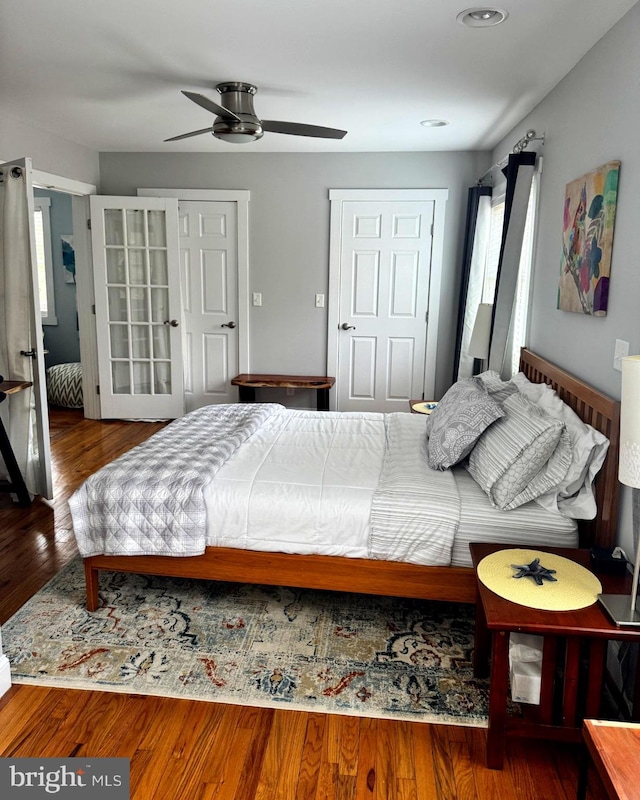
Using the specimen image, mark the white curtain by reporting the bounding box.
[457,194,492,379]
[0,164,38,494]
[488,152,537,378]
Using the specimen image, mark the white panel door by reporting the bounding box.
[336,201,434,412]
[90,196,185,419]
[178,201,239,411]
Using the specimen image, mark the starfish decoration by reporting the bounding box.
[511,558,557,586]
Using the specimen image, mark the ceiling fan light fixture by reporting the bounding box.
[456,7,508,27]
[213,117,264,143]
[420,119,449,128]
[213,130,263,144]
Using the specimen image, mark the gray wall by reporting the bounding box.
[35,189,81,367]
[99,150,489,398]
[492,3,639,399]
[1,110,99,186]
[491,2,640,552]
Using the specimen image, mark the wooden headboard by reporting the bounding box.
[519,348,620,549]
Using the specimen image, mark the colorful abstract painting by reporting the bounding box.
[557,161,620,315]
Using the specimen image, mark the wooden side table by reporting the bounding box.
[409,400,437,414]
[231,374,335,411]
[579,719,640,800]
[470,542,640,770]
[0,379,33,506]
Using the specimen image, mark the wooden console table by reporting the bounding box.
[231,373,335,411]
[0,380,32,506]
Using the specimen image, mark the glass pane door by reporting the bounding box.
[90,196,184,419]
[104,208,171,396]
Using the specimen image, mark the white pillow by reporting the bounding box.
[511,372,609,519]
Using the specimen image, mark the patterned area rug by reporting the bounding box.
[2,560,490,726]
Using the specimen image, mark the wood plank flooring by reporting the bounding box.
[0,408,604,799]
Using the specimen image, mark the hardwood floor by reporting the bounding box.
[0,408,603,799]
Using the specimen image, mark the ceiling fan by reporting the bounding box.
[165,81,347,144]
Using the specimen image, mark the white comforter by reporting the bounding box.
[203,409,458,565]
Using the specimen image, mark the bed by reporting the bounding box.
[74,349,621,611]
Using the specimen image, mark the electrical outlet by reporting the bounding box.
[252,292,262,307]
[315,294,325,308]
[614,339,630,371]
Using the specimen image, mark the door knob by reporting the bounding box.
[20,349,37,358]
[340,322,356,330]
[221,321,236,329]
[163,319,179,327]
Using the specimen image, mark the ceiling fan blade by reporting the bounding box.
[164,127,213,142]
[182,91,241,121]
[261,120,347,139]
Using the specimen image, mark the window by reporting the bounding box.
[33,197,57,325]
[480,198,505,306]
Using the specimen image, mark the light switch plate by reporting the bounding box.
[315,294,325,308]
[614,339,629,371]
[252,292,262,307]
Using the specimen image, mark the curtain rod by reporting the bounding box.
[476,129,545,186]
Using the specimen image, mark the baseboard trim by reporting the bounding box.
[0,655,12,697]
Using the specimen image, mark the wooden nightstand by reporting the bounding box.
[470,542,640,770]
[409,400,437,414]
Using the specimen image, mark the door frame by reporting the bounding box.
[327,188,448,410]
[31,170,100,418]
[138,189,251,373]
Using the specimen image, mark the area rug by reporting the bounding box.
[1,559,490,726]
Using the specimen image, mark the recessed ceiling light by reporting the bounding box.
[456,7,508,27]
[420,119,449,128]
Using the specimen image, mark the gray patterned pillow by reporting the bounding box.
[475,369,519,404]
[426,378,504,470]
[466,392,572,510]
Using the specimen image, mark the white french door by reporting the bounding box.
[90,196,185,419]
[329,192,447,412]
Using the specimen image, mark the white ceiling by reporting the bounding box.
[1,0,637,154]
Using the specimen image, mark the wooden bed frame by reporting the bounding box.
[83,349,621,610]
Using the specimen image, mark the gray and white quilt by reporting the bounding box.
[69,403,282,557]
